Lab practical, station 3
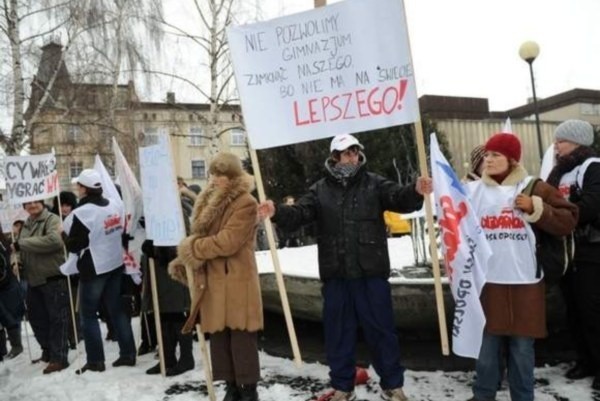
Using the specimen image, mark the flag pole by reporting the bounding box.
[249,148,302,367]
[413,121,449,355]
[398,2,449,355]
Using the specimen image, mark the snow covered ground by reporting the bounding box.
[2,238,599,400]
[1,321,599,401]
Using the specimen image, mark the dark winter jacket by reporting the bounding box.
[141,248,191,315]
[479,165,578,338]
[273,160,423,281]
[571,162,600,266]
[0,241,25,329]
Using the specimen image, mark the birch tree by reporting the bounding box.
[152,0,263,158]
[0,0,163,155]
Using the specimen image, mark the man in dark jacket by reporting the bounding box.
[258,134,432,401]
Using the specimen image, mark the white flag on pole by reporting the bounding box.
[112,138,144,237]
[93,155,142,284]
[430,133,492,358]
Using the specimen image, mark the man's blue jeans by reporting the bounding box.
[322,277,404,392]
[473,333,535,401]
[79,268,135,364]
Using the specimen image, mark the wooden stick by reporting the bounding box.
[413,121,449,355]
[148,257,166,376]
[56,194,83,369]
[184,266,216,401]
[249,148,302,367]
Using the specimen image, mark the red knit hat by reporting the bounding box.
[484,133,521,162]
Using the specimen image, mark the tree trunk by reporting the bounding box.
[7,0,24,155]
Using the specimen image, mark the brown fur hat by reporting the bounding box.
[208,152,244,179]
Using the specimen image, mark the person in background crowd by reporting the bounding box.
[258,134,432,401]
[170,152,263,401]
[545,119,600,390]
[464,145,486,182]
[465,132,577,401]
[51,191,78,219]
[62,169,136,374]
[140,196,194,377]
[13,199,69,374]
[277,196,302,248]
[0,226,25,360]
[50,190,80,349]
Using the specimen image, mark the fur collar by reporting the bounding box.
[481,164,528,186]
[190,173,255,237]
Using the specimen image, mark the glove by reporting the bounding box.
[122,232,134,251]
[141,240,154,258]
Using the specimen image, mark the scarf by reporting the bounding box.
[546,146,597,188]
[325,152,366,186]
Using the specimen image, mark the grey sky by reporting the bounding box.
[265,0,600,111]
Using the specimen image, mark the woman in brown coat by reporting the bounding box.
[465,133,577,401]
[169,152,263,401]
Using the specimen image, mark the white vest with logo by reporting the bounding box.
[467,177,539,284]
[64,199,125,275]
[558,157,600,200]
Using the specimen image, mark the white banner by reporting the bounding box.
[4,152,59,204]
[93,155,124,212]
[227,0,418,149]
[113,139,146,282]
[138,135,185,246]
[430,133,491,359]
[0,202,29,233]
[113,138,144,237]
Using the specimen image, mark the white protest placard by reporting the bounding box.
[138,135,185,246]
[227,0,418,149]
[4,152,59,204]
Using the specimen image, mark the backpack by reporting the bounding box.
[522,178,574,284]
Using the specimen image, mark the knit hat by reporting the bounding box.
[469,145,486,174]
[208,152,244,179]
[59,191,78,208]
[485,133,521,162]
[554,119,594,146]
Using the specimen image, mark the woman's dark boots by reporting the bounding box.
[223,381,240,401]
[166,331,194,376]
[6,326,23,359]
[237,384,258,401]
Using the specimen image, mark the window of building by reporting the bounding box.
[143,127,159,146]
[230,129,245,146]
[69,161,83,179]
[581,103,600,116]
[189,127,204,146]
[191,159,206,179]
[67,125,82,142]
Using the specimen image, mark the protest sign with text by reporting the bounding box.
[138,135,185,247]
[228,0,418,149]
[4,152,59,204]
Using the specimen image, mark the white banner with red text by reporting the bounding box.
[430,133,492,359]
[227,0,418,149]
[4,152,59,204]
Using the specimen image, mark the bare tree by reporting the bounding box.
[148,0,264,158]
[0,0,163,155]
